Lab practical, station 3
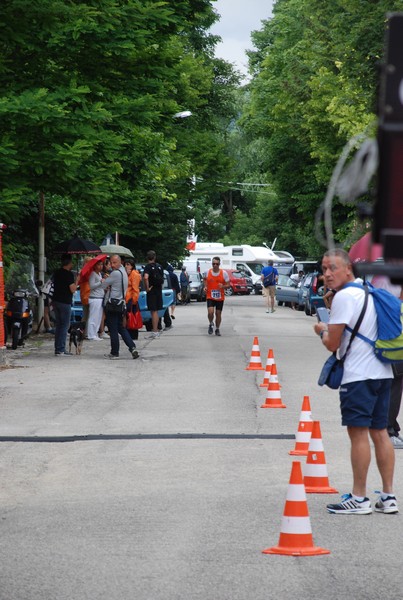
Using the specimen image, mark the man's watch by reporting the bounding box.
[319,329,328,339]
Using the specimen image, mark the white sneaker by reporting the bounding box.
[390,436,403,449]
[145,332,160,339]
[100,332,110,339]
[374,494,399,514]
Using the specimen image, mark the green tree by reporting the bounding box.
[233,0,402,256]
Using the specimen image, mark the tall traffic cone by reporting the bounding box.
[245,336,264,370]
[260,363,286,408]
[262,461,330,556]
[289,395,313,456]
[260,349,274,387]
[304,421,338,494]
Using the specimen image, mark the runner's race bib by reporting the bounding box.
[211,289,221,299]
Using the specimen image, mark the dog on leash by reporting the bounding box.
[68,321,85,355]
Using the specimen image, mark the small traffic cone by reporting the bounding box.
[304,421,338,494]
[289,395,313,456]
[245,336,264,370]
[262,461,330,556]
[260,349,274,387]
[260,363,286,408]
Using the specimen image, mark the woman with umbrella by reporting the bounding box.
[80,255,108,341]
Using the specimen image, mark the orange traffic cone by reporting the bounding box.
[260,363,286,408]
[289,395,313,456]
[245,336,264,370]
[304,421,338,494]
[260,349,274,387]
[262,461,330,556]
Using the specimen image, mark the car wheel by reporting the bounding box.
[278,301,283,307]
[224,287,234,297]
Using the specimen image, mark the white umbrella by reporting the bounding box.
[100,244,134,258]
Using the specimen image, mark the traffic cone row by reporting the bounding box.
[245,337,335,556]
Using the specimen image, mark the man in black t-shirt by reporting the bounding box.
[52,254,79,355]
[143,250,163,339]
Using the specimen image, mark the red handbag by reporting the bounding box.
[127,308,143,330]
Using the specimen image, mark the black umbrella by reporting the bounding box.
[54,236,101,255]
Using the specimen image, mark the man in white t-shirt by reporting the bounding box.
[314,249,397,515]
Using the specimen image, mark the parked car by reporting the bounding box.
[299,271,326,316]
[71,290,84,322]
[275,275,300,307]
[223,269,249,296]
[187,271,206,302]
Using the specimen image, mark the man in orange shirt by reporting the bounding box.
[203,256,230,336]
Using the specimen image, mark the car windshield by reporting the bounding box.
[188,272,199,281]
[231,271,243,279]
[245,262,264,275]
[277,275,295,286]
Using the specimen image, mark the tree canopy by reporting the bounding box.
[224,0,402,257]
[0,0,240,267]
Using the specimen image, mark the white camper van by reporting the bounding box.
[185,244,291,293]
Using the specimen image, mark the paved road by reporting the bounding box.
[0,295,402,599]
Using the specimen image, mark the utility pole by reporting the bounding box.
[0,223,7,364]
[37,191,45,331]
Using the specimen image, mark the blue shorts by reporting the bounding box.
[339,379,392,429]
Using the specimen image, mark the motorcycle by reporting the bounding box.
[5,260,38,349]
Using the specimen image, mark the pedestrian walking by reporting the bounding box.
[52,254,79,356]
[261,260,278,313]
[371,275,403,449]
[124,259,141,341]
[314,249,397,514]
[87,258,106,341]
[101,254,139,359]
[166,264,180,319]
[143,250,164,339]
[203,256,230,336]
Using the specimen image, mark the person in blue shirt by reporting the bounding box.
[261,260,278,313]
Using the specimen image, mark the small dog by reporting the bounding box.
[68,321,85,355]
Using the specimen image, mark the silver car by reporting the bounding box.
[275,274,300,307]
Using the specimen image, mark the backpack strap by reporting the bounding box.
[340,285,369,362]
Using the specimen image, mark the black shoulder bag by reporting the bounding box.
[105,270,126,314]
[318,287,368,389]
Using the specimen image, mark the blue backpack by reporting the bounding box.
[345,282,403,363]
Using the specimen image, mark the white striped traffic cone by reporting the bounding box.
[289,395,313,456]
[261,363,286,408]
[262,461,330,556]
[260,349,274,387]
[304,421,338,494]
[246,336,264,370]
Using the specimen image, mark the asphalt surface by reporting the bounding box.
[0,294,402,600]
